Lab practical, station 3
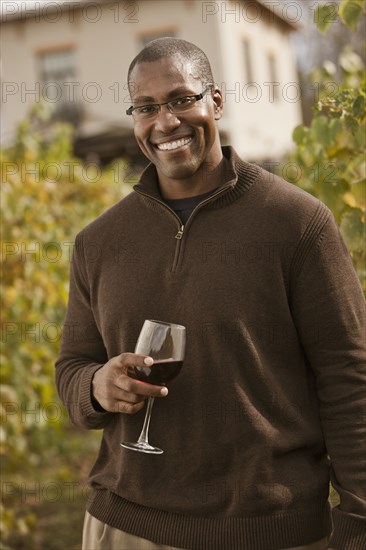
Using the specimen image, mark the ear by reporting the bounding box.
[212,87,223,120]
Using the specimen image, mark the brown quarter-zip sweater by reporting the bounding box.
[55,146,366,550]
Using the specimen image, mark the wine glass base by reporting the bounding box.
[120,442,163,454]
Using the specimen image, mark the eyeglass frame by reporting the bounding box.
[126,85,214,117]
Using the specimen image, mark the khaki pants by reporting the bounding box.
[82,511,328,550]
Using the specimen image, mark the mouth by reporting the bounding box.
[154,136,193,152]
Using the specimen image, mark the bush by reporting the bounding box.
[0,103,134,545]
[286,0,365,292]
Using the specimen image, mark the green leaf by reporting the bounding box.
[292,125,309,145]
[329,118,342,140]
[314,3,338,32]
[350,179,366,208]
[345,114,359,133]
[339,50,365,73]
[339,0,365,30]
[340,209,365,252]
[312,116,332,147]
[352,95,366,120]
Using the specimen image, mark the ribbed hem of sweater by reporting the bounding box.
[328,507,366,550]
[87,489,332,550]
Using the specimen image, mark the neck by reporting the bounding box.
[159,155,230,200]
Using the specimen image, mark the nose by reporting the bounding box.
[153,105,181,133]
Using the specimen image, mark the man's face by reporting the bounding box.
[128,56,223,183]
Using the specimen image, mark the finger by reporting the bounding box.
[116,353,154,372]
[112,388,146,405]
[97,391,145,413]
[121,375,169,397]
[114,353,169,397]
[113,400,146,415]
[96,379,148,404]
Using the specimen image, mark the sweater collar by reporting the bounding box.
[133,146,260,208]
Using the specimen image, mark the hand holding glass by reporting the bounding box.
[121,320,186,454]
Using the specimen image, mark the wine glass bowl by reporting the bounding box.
[128,358,183,385]
[121,320,186,454]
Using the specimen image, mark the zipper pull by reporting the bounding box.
[175,225,184,239]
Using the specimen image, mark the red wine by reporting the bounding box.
[128,359,183,385]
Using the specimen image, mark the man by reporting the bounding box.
[56,38,366,550]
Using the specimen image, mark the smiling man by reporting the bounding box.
[56,38,366,550]
[127,53,224,198]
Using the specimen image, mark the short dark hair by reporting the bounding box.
[127,37,214,93]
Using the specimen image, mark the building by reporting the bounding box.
[1,0,303,166]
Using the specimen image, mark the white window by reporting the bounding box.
[37,48,79,122]
[267,53,280,102]
[243,38,254,83]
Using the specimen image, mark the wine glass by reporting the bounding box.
[120,320,186,454]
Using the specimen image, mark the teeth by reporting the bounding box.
[157,137,192,151]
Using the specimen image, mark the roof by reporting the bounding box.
[0,0,91,22]
[0,0,300,29]
[253,0,301,30]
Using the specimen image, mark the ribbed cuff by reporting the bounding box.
[328,507,366,550]
[79,363,112,427]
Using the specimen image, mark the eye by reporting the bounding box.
[172,96,195,107]
[135,105,157,115]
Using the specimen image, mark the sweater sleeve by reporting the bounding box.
[55,232,113,429]
[290,205,366,550]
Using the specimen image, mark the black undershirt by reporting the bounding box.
[162,188,218,224]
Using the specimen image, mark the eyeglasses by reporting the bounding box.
[126,86,213,120]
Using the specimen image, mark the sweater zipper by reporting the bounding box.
[134,189,185,271]
[135,184,233,272]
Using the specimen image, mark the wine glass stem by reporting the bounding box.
[137,396,155,445]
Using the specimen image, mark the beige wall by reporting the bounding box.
[1,0,301,160]
[216,7,302,159]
